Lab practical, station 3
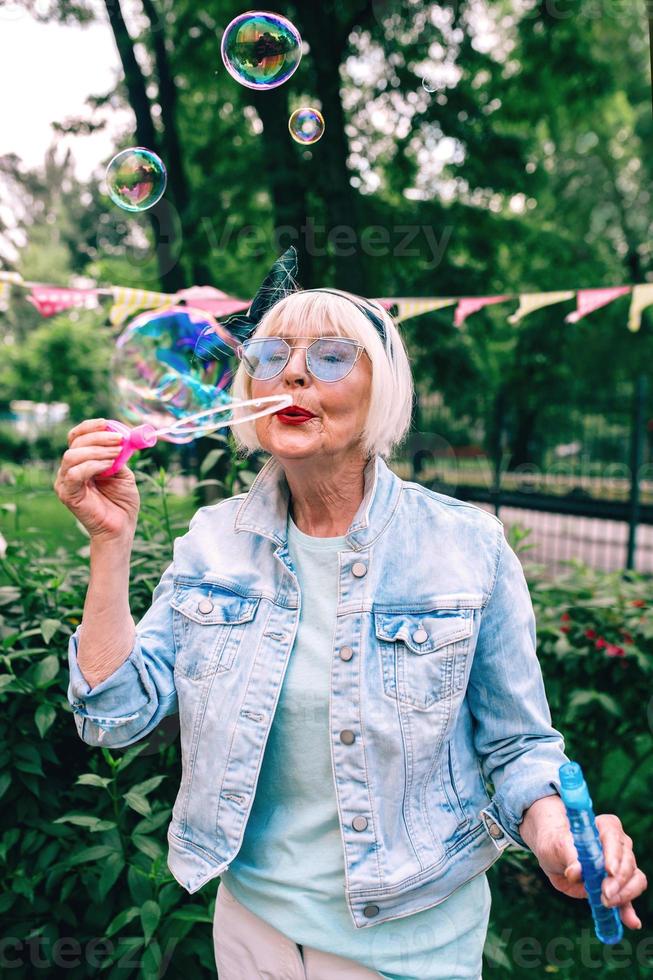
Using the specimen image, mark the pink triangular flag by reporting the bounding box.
[454,295,510,328]
[565,286,631,324]
[27,285,98,318]
[175,286,249,318]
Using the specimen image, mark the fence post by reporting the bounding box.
[491,389,505,518]
[626,373,648,571]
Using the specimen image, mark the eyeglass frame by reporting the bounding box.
[236,336,369,383]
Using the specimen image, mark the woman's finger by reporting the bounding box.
[604,846,638,903]
[58,458,122,495]
[66,418,108,447]
[60,445,122,472]
[69,430,125,451]
[617,900,643,931]
[603,867,648,908]
[596,815,625,877]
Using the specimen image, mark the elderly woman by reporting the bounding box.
[56,251,646,979]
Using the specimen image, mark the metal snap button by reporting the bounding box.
[363,904,379,918]
[487,819,504,839]
[352,815,368,832]
[412,627,428,644]
[339,646,354,661]
[339,729,356,745]
[197,598,214,614]
[351,562,367,577]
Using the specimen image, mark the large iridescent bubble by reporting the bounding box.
[113,305,239,443]
[288,107,325,145]
[106,147,167,212]
[221,11,302,90]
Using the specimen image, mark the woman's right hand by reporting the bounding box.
[54,418,141,541]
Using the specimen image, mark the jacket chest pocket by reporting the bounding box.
[170,584,260,680]
[374,609,474,710]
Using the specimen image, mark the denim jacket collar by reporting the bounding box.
[234,453,402,552]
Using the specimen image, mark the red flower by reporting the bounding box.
[561,626,570,633]
[605,644,625,658]
[631,600,646,608]
[585,629,596,639]
[561,612,571,621]
[620,630,633,644]
[595,637,607,649]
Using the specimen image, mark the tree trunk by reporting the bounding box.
[294,0,367,293]
[103,0,185,293]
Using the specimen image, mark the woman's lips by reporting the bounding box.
[275,410,315,425]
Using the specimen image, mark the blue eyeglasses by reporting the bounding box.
[237,336,368,382]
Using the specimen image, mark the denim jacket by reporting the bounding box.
[67,453,570,928]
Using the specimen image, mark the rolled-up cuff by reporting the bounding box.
[481,773,564,851]
[67,627,153,737]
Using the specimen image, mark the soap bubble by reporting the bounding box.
[106,147,167,212]
[221,11,302,90]
[288,107,325,145]
[421,78,437,94]
[113,305,239,442]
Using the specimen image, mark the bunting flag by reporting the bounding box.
[175,286,250,318]
[0,271,23,311]
[507,290,575,324]
[381,297,457,324]
[564,286,631,324]
[454,295,511,328]
[27,285,100,318]
[627,284,653,333]
[109,286,174,327]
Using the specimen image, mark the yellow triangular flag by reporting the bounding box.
[0,271,23,311]
[109,287,174,327]
[507,291,574,324]
[627,284,653,332]
[392,297,457,324]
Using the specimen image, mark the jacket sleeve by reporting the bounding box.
[67,560,179,749]
[466,528,571,851]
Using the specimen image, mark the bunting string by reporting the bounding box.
[0,271,651,332]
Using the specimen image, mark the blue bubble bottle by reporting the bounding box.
[559,762,624,945]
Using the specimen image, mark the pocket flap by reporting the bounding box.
[374,610,473,654]
[170,585,259,626]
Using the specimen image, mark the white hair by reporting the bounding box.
[228,288,414,460]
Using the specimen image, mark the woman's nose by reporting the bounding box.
[282,348,310,385]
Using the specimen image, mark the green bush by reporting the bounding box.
[0,490,650,977]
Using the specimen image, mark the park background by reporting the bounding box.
[0,0,652,976]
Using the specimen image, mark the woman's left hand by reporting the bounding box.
[533,811,647,930]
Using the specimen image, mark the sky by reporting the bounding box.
[0,7,126,180]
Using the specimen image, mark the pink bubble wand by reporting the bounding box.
[98,394,292,476]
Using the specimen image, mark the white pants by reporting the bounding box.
[213,880,384,979]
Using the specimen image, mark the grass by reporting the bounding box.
[0,475,197,557]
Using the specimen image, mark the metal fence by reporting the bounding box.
[393,374,652,576]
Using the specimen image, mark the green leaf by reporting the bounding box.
[0,675,16,694]
[0,587,20,606]
[34,703,56,738]
[141,900,161,946]
[170,906,213,923]
[568,690,621,717]
[53,814,113,829]
[115,742,148,772]
[67,844,117,866]
[122,790,152,817]
[97,852,125,902]
[0,772,10,800]
[130,774,167,797]
[40,619,62,644]
[134,808,171,835]
[199,448,227,475]
[76,773,113,789]
[106,905,141,938]
[32,655,60,688]
[133,834,165,861]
